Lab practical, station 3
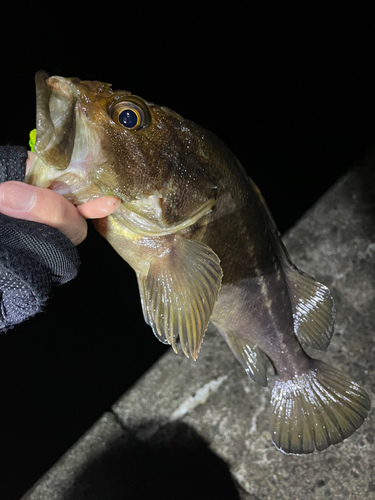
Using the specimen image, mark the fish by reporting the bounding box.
[26,71,371,454]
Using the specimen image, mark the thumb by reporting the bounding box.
[0,181,88,245]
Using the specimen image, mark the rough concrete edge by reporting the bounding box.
[20,412,126,499]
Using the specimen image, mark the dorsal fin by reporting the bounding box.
[284,266,335,351]
[253,184,336,353]
[137,237,222,360]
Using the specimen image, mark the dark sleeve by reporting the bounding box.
[0,145,28,183]
[0,146,80,332]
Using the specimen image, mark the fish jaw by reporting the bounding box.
[26,72,115,204]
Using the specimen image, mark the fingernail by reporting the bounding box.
[0,183,37,211]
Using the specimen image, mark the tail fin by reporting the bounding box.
[270,362,371,454]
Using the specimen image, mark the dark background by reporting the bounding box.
[1,4,375,499]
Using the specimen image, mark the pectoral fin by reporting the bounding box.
[137,238,222,360]
[284,266,335,351]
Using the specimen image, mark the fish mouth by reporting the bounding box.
[48,174,89,202]
[34,71,79,170]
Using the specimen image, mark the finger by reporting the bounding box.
[0,181,87,245]
[26,151,36,174]
[77,196,120,219]
[25,154,120,218]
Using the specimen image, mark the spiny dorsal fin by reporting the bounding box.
[221,329,272,387]
[270,362,371,454]
[138,237,222,360]
[284,266,335,351]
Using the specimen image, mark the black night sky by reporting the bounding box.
[1,4,375,499]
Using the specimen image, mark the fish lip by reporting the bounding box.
[34,71,53,151]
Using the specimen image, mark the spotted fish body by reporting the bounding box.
[26,71,371,454]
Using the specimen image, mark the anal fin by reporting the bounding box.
[221,329,272,387]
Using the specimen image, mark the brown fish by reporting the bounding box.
[26,71,371,454]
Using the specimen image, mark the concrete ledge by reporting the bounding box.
[22,156,375,499]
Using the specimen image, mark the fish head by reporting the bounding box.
[27,71,217,229]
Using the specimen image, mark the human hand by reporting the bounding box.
[0,151,120,245]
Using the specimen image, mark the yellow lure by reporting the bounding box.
[29,129,36,152]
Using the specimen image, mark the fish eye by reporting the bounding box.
[119,107,141,129]
[111,100,149,130]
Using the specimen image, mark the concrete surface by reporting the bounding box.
[21,155,375,500]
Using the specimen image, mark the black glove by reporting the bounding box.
[0,145,80,332]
